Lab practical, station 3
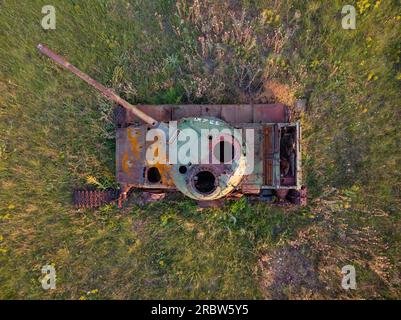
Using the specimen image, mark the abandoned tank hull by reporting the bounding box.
[115,103,306,207]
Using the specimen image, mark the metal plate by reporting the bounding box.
[123,104,289,124]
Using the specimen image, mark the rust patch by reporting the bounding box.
[264,126,273,185]
[127,128,141,160]
[158,166,173,186]
[146,143,174,186]
[258,246,322,299]
[122,152,130,174]
[253,104,288,123]
[153,163,174,186]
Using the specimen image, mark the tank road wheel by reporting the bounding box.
[73,189,120,208]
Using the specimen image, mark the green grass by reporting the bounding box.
[0,0,400,299]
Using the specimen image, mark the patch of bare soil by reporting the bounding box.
[258,80,296,106]
[258,189,400,299]
[303,198,399,297]
[258,246,323,299]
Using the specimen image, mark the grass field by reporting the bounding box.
[0,0,400,299]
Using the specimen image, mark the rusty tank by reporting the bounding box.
[37,44,307,208]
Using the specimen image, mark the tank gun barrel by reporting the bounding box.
[37,44,158,127]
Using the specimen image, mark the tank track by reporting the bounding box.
[73,189,120,208]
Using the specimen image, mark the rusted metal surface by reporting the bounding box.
[127,105,171,124]
[115,108,305,205]
[37,44,158,127]
[239,123,263,193]
[116,127,146,185]
[172,105,203,120]
[281,176,296,185]
[276,189,289,200]
[263,126,273,185]
[121,103,288,125]
[277,124,297,188]
[221,105,253,123]
[253,103,288,123]
[241,185,260,194]
[115,112,305,203]
[116,125,176,189]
